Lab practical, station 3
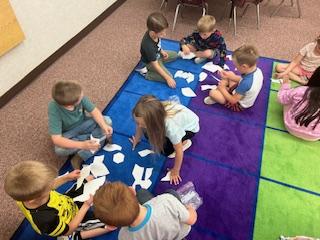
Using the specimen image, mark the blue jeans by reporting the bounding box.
[54,116,112,161]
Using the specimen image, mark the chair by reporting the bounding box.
[270,0,301,18]
[226,0,264,36]
[170,0,208,31]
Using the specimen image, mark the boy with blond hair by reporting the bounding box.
[180,15,227,65]
[49,81,113,169]
[204,45,263,111]
[4,161,114,239]
[93,182,197,240]
[136,12,178,88]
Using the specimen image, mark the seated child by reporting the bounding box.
[4,161,115,239]
[130,95,200,185]
[277,67,320,141]
[180,15,227,65]
[204,45,263,111]
[93,182,197,240]
[275,35,320,85]
[49,81,113,169]
[280,236,320,240]
[136,12,178,88]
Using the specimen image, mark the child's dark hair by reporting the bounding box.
[294,67,320,129]
[147,12,168,33]
[52,81,82,106]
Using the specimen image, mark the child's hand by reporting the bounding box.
[282,74,290,84]
[219,70,234,79]
[162,51,169,60]
[84,194,94,207]
[103,125,113,136]
[166,77,176,88]
[182,45,190,55]
[68,170,81,180]
[275,72,286,79]
[129,136,139,150]
[170,169,182,185]
[82,140,100,151]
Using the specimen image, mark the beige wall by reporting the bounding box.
[0,0,117,97]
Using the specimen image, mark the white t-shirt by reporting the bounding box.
[164,103,200,145]
[299,42,320,72]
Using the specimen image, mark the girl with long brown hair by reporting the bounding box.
[130,95,200,185]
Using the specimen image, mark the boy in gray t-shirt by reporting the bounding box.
[93,182,197,240]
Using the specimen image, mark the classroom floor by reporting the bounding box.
[1,0,320,239]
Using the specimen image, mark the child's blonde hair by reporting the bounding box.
[52,81,82,106]
[93,182,139,227]
[147,12,169,33]
[4,161,57,201]
[197,15,216,33]
[232,45,259,67]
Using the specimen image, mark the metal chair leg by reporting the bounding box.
[240,4,250,17]
[233,6,237,36]
[297,0,301,18]
[172,4,181,31]
[202,6,206,16]
[256,3,260,29]
[160,0,167,10]
[270,0,285,17]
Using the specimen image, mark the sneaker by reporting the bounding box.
[168,139,192,158]
[194,57,206,64]
[70,154,83,170]
[204,96,216,105]
[135,66,148,76]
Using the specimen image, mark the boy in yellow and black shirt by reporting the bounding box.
[5,161,115,239]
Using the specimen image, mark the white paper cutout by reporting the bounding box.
[199,72,208,82]
[103,144,122,152]
[223,64,230,70]
[138,149,155,157]
[174,70,184,78]
[89,135,100,154]
[271,78,282,84]
[186,73,195,83]
[161,171,171,182]
[181,87,197,97]
[76,165,91,190]
[73,176,106,202]
[132,164,153,189]
[90,160,110,178]
[113,152,125,164]
[179,51,196,59]
[202,62,223,73]
[226,55,232,61]
[201,84,217,91]
[93,155,104,164]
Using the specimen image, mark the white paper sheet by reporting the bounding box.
[103,144,122,152]
[138,149,154,157]
[201,84,217,91]
[186,73,195,83]
[202,62,223,73]
[181,87,197,97]
[76,165,91,190]
[160,171,171,182]
[223,64,230,70]
[90,161,110,178]
[179,51,196,59]
[199,72,207,82]
[174,70,184,78]
[113,152,125,164]
[132,164,153,189]
[89,135,100,154]
[93,155,104,164]
[73,176,106,202]
[271,78,282,84]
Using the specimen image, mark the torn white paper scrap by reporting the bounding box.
[93,155,104,164]
[103,144,122,152]
[181,87,196,97]
[271,78,282,84]
[90,161,110,178]
[161,171,171,182]
[199,72,207,82]
[223,64,230,70]
[179,51,196,60]
[201,84,217,91]
[226,55,232,61]
[90,135,100,154]
[131,164,153,189]
[174,70,184,78]
[202,62,223,73]
[113,152,125,164]
[76,165,91,190]
[181,72,189,79]
[73,176,106,202]
[138,149,154,157]
[186,73,195,83]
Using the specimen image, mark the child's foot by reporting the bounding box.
[135,66,148,77]
[70,154,83,170]
[204,96,216,105]
[168,139,192,158]
[194,57,206,64]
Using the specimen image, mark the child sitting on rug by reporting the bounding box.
[49,81,113,169]
[275,35,320,85]
[136,12,178,88]
[277,67,320,141]
[93,181,197,240]
[129,95,200,185]
[180,15,227,65]
[4,161,115,239]
[280,236,320,240]
[204,45,263,111]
